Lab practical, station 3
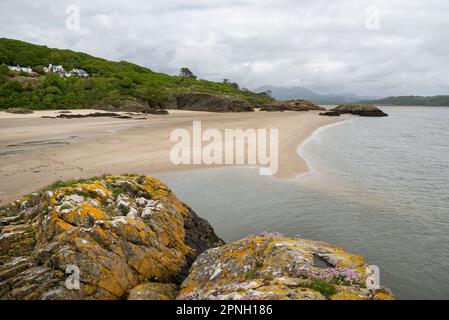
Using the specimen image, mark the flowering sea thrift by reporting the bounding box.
[295,266,361,285]
[259,231,285,238]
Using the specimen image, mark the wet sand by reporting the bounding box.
[0,109,340,205]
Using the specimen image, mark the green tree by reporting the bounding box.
[0,64,10,78]
[34,65,46,75]
[179,67,197,79]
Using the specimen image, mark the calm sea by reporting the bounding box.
[157,106,449,300]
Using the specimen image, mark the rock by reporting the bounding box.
[331,104,388,117]
[101,99,169,115]
[147,108,169,115]
[5,108,34,114]
[259,104,289,112]
[286,99,326,111]
[0,176,394,301]
[0,175,223,300]
[319,111,341,117]
[177,233,394,300]
[127,282,178,300]
[56,112,121,119]
[166,93,254,112]
[259,100,325,112]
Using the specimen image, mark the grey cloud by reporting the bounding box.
[1,0,448,96]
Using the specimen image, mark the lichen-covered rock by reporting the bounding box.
[127,282,178,300]
[178,233,394,300]
[0,175,223,300]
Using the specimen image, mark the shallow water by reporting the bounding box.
[157,106,449,300]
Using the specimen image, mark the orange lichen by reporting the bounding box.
[80,202,107,220]
[330,291,365,300]
[373,292,395,300]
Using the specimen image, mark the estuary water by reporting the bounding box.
[158,106,449,299]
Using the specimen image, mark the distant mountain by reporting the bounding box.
[359,95,449,107]
[255,85,378,104]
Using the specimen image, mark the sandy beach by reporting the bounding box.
[0,109,339,205]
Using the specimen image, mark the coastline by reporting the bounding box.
[0,109,340,205]
[295,118,350,179]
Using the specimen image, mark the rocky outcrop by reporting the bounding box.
[331,105,388,117]
[286,99,326,111]
[319,111,341,117]
[165,93,254,112]
[259,100,325,112]
[102,99,169,115]
[259,104,299,112]
[178,233,394,300]
[0,175,223,300]
[0,176,394,301]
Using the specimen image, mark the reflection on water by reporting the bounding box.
[157,107,449,300]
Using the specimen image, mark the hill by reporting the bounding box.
[255,85,377,104]
[0,38,271,110]
[359,95,449,107]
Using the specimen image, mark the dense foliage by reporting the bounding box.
[360,95,449,107]
[0,38,271,110]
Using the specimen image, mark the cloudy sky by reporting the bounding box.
[1,0,448,96]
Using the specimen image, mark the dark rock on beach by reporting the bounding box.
[5,108,34,114]
[165,93,254,112]
[319,111,341,117]
[331,104,388,117]
[259,104,289,112]
[56,112,122,119]
[43,111,164,120]
[101,99,169,115]
[286,99,326,111]
[259,99,326,112]
[147,108,169,115]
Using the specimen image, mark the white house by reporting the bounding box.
[8,65,33,74]
[44,64,66,74]
[44,64,89,78]
[68,68,89,78]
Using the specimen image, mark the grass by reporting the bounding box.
[100,197,109,206]
[309,279,337,298]
[244,268,259,280]
[60,204,72,210]
[244,257,266,280]
[44,179,81,191]
[112,187,124,198]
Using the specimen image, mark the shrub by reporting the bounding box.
[309,279,337,298]
[112,187,124,198]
